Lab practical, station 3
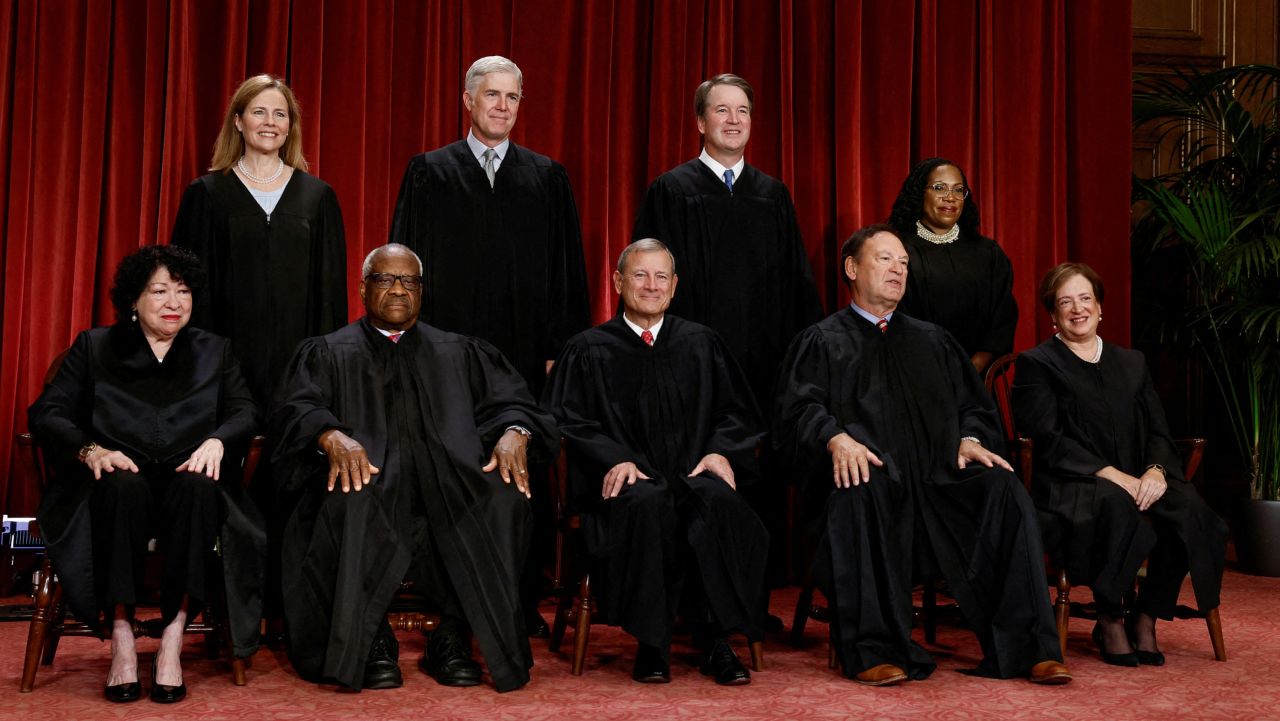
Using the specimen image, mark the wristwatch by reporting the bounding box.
[78,442,99,462]
[1145,463,1166,476]
[505,425,532,439]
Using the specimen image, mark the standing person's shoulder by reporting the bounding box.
[740,163,789,198]
[413,140,472,169]
[648,158,710,194]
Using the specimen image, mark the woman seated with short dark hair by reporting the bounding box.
[1012,262,1227,667]
[28,245,263,704]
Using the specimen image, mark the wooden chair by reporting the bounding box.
[984,352,1225,661]
[548,442,765,675]
[17,348,263,692]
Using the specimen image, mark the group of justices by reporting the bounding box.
[24,52,1227,704]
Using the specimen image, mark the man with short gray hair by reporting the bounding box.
[390,56,590,637]
[545,240,768,686]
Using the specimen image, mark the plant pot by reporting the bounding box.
[1231,497,1280,577]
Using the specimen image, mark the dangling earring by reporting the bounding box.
[131,310,137,322]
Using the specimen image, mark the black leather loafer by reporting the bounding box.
[104,681,142,703]
[631,643,671,684]
[699,639,750,686]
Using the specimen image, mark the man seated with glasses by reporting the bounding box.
[270,243,558,693]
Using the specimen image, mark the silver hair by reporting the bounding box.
[464,55,524,94]
[362,243,423,277]
[616,238,677,274]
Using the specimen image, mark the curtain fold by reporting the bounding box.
[0,0,1131,514]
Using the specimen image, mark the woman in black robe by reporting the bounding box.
[171,75,347,627]
[170,74,347,407]
[887,157,1017,375]
[28,246,263,703]
[1012,262,1227,667]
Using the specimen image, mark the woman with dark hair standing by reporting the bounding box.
[887,157,1017,375]
[29,245,263,704]
[171,74,347,407]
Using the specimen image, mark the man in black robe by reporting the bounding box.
[633,74,823,581]
[545,240,768,685]
[773,224,1071,687]
[388,55,589,396]
[389,55,590,633]
[271,244,558,693]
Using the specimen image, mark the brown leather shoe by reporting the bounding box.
[854,663,907,686]
[1029,660,1073,685]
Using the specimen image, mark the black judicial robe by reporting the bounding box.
[773,308,1060,679]
[896,230,1018,361]
[28,324,264,656]
[388,141,590,396]
[633,159,823,406]
[171,170,348,406]
[1012,338,1226,615]
[543,315,768,646]
[271,318,558,691]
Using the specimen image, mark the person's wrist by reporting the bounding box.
[78,442,99,463]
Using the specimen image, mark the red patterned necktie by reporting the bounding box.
[876,318,888,334]
[641,329,654,346]
[389,332,403,343]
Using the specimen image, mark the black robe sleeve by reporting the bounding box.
[209,339,260,451]
[171,180,219,326]
[268,337,353,494]
[981,244,1018,358]
[542,337,638,474]
[467,337,559,464]
[27,331,96,462]
[771,327,845,482]
[542,164,590,360]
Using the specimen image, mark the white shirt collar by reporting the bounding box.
[466,129,510,164]
[621,312,664,342]
[849,302,893,327]
[698,148,745,184]
[374,326,405,338]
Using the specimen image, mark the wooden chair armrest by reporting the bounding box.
[1175,437,1207,487]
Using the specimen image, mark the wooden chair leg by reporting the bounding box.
[790,584,813,647]
[41,594,67,666]
[570,573,592,676]
[923,582,937,645]
[549,591,571,653]
[827,642,838,670]
[749,640,764,671]
[1054,570,1071,659]
[20,560,59,692]
[1205,607,1226,661]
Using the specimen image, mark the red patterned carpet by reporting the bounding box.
[4,570,1278,720]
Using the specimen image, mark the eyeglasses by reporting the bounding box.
[927,183,970,199]
[365,273,423,291]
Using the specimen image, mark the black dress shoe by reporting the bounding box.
[525,611,551,639]
[1092,623,1138,667]
[421,623,483,687]
[632,643,671,684]
[104,681,141,703]
[699,639,750,686]
[364,623,404,689]
[149,656,187,704]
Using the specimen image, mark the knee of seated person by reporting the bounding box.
[317,483,380,517]
[486,483,532,518]
[94,467,150,497]
[615,478,670,511]
[171,468,220,498]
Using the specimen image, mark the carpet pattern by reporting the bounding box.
[3,570,1277,720]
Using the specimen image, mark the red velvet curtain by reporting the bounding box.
[0,0,1131,514]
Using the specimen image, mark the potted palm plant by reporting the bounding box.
[1131,64,1280,576]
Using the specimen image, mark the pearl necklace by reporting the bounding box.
[237,156,284,184]
[916,220,959,245]
[1056,333,1103,363]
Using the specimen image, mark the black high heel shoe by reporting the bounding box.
[149,654,187,703]
[1092,622,1139,667]
[1125,614,1166,666]
[103,679,141,703]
